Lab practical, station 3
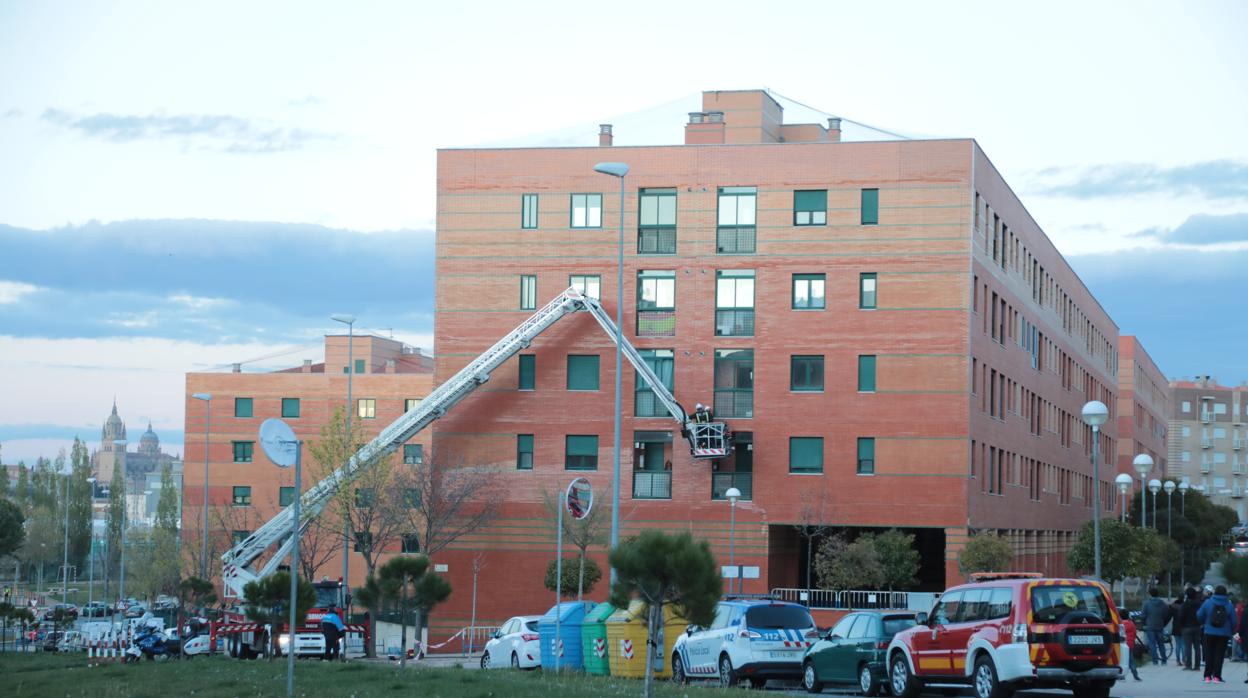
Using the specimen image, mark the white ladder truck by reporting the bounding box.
[213,287,732,658]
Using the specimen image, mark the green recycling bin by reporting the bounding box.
[580,602,615,675]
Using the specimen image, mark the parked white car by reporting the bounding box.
[480,616,541,670]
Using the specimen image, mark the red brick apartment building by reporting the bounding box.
[183,334,432,591]
[430,89,1125,626]
[1116,336,1170,481]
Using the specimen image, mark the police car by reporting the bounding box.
[672,599,819,688]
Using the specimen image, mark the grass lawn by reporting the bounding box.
[0,652,739,697]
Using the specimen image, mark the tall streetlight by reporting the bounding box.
[86,477,96,610]
[330,314,356,590]
[60,461,73,607]
[191,393,212,579]
[1133,454,1154,530]
[725,487,742,595]
[593,161,629,583]
[1164,480,1176,596]
[1180,479,1190,515]
[1148,479,1161,529]
[115,439,127,608]
[1116,473,1133,523]
[1081,400,1109,581]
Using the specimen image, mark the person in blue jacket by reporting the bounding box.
[1197,585,1237,683]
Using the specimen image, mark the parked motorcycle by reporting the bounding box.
[124,625,181,662]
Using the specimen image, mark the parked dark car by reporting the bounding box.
[803,610,917,695]
[40,630,64,652]
[82,602,110,618]
[42,604,78,622]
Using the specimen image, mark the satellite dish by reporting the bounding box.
[259,418,298,468]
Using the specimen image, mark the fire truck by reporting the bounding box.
[214,578,360,658]
[212,287,732,658]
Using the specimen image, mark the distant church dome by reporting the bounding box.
[101,401,127,450]
[139,422,160,455]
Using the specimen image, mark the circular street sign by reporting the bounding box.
[259,418,298,468]
[566,477,593,520]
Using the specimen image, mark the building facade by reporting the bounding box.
[1168,376,1248,520]
[94,402,179,487]
[183,334,433,592]
[1115,336,1171,488]
[431,89,1123,638]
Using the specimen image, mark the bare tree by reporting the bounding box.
[792,488,836,589]
[392,454,500,559]
[541,486,610,600]
[298,515,344,582]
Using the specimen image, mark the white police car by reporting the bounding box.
[672,600,818,688]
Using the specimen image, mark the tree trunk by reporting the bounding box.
[399,582,408,669]
[643,604,659,698]
[577,551,585,602]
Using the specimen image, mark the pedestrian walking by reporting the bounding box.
[1236,600,1248,682]
[1141,587,1171,665]
[1170,593,1185,665]
[1197,584,1236,683]
[1119,608,1142,681]
[1180,586,1204,670]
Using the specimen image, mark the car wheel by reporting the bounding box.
[749,677,767,689]
[719,654,739,688]
[480,650,490,669]
[859,663,880,696]
[972,655,1012,698]
[890,654,923,698]
[511,652,520,669]
[672,654,688,685]
[803,660,824,693]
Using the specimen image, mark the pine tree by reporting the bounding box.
[0,443,9,499]
[155,463,179,534]
[68,438,93,570]
[15,461,30,509]
[106,460,125,578]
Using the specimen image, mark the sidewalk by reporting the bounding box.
[1108,659,1248,697]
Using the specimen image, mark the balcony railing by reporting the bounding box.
[1202,411,1215,423]
[634,390,666,418]
[712,472,753,501]
[1233,488,1244,499]
[637,227,676,254]
[1235,438,1244,450]
[1201,461,1212,473]
[632,470,672,499]
[636,309,676,337]
[1202,438,1214,449]
[716,226,756,254]
[714,309,755,336]
[714,389,754,419]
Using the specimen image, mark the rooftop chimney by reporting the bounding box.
[231,363,241,373]
[599,124,613,147]
[827,117,842,143]
[385,359,396,374]
[684,111,726,144]
[302,359,313,373]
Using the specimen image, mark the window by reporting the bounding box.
[353,531,372,553]
[1182,401,1191,413]
[858,355,877,392]
[861,188,879,225]
[405,398,421,412]
[279,487,295,507]
[717,186,757,253]
[857,437,876,474]
[638,188,677,254]
[357,398,376,419]
[565,435,599,470]
[232,441,253,463]
[789,437,823,473]
[1182,426,1191,437]
[232,486,251,506]
[234,397,253,418]
[520,275,537,310]
[403,444,423,465]
[281,398,300,418]
[637,270,676,337]
[570,193,602,228]
[355,359,365,374]
[570,274,601,300]
[232,530,250,545]
[859,273,877,309]
[517,434,534,470]
[715,270,755,336]
[400,534,420,554]
[521,194,538,229]
[636,349,674,417]
[790,355,824,392]
[567,355,600,391]
[1182,451,1191,462]
[792,273,825,310]
[518,354,535,390]
[714,349,754,418]
[793,190,827,226]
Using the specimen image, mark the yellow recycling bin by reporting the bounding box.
[604,599,689,679]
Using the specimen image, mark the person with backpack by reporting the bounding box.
[1197,584,1237,683]
[1141,587,1172,665]
[1171,593,1186,666]
[1180,586,1204,670]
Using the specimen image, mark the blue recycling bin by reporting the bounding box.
[539,600,594,671]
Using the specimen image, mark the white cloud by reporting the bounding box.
[169,293,232,310]
[0,280,38,304]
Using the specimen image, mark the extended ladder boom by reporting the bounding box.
[221,287,729,596]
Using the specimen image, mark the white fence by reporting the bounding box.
[769,588,939,612]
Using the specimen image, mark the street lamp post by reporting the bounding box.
[191,393,212,579]
[1180,479,1189,516]
[86,477,96,609]
[1149,479,1161,529]
[115,440,128,609]
[331,314,356,591]
[1081,400,1109,581]
[725,487,741,595]
[1164,480,1176,596]
[593,161,629,584]
[1133,454,1154,530]
[1115,473,1133,607]
[61,462,72,607]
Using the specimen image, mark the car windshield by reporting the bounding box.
[744,605,814,629]
[314,586,339,609]
[882,616,917,637]
[1030,585,1111,623]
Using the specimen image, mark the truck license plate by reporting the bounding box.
[1068,635,1103,646]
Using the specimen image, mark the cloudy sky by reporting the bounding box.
[1,1,1246,463]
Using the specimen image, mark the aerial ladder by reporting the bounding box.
[219,286,732,602]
